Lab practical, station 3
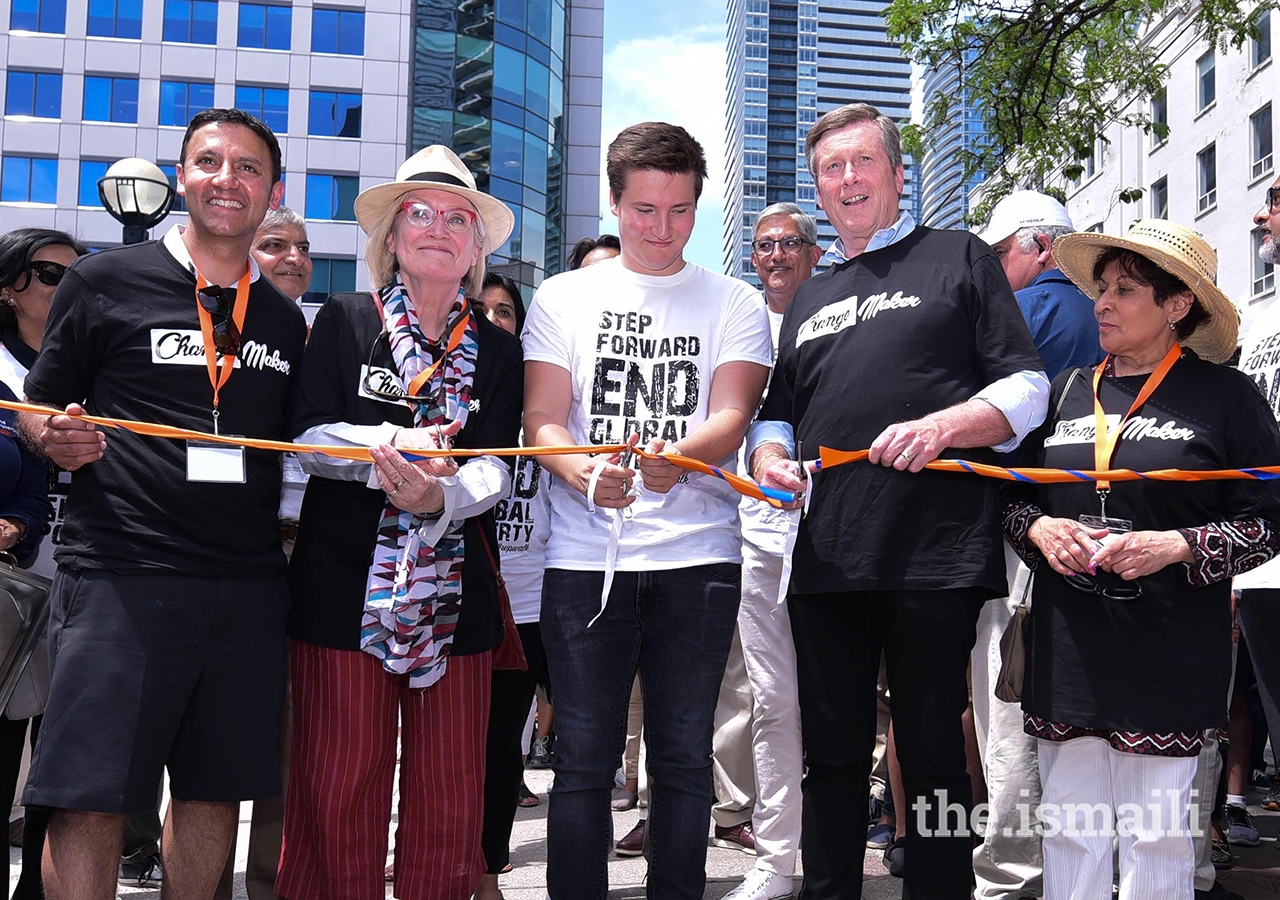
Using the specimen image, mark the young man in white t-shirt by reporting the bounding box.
[523,122,773,899]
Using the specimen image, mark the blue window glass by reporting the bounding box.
[552,1,565,54]
[304,173,358,221]
[491,121,523,186]
[493,44,525,107]
[308,91,361,137]
[549,71,563,124]
[527,0,551,44]
[524,133,548,195]
[78,160,110,206]
[163,0,217,44]
[5,72,62,118]
[306,257,356,304]
[11,0,66,32]
[525,59,549,121]
[496,0,525,30]
[312,9,364,55]
[235,85,289,134]
[238,3,291,49]
[159,80,215,127]
[87,0,142,37]
[83,76,138,123]
[1,157,58,204]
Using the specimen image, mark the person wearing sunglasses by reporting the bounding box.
[279,145,522,900]
[17,109,307,899]
[1002,220,1280,900]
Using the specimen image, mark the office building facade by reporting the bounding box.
[723,0,913,282]
[918,55,985,229]
[0,0,602,299]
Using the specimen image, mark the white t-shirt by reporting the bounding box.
[1235,301,1280,590]
[496,455,550,624]
[523,257,773,570]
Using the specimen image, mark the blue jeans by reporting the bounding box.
[540,564,741,900]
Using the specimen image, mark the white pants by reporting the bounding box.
[711,535,804,875]
[1190,728,1221,892]
[1038,737,1196,900]
[971,550,1044,899]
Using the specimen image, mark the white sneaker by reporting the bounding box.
[722,866,795,900]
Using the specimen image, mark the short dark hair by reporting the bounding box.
[481,271,526,334]
[179,108,283,184]
[805,103,903,180]
[1091,247,1209,342]
[567,234,621,271]
[606,123,707,201]
[0,228,89,333]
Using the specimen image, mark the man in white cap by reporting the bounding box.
[970,191,1103,900]
[979,190,1102,381]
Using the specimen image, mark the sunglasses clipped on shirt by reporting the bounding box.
[196,285,243,358]
[1061,569,1142,601]
[27,260,68,288]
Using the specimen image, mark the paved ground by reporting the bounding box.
[9,767,1280,898]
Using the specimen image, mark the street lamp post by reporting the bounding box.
[98,158,176,245]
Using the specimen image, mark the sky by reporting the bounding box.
[599,0,729,271]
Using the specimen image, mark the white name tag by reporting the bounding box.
[186,441,246,483]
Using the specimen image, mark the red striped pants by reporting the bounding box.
[277,641,491,900]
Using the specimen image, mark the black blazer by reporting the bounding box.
[286,291,524,654]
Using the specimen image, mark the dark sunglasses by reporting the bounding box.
[24,260,68,289]
[1062,570,1142,601]
[196,285,242,357]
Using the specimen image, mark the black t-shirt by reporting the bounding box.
[24,240,306,576]
[1016,353,1280,732]
[286,292,524,656]
[759,226,1044,595]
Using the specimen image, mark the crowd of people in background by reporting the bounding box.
[0,98,1277,900]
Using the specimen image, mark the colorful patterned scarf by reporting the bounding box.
[361,274,478,688]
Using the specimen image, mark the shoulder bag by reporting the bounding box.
[476,524,528,672]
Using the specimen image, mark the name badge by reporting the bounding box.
[187,440,246,483]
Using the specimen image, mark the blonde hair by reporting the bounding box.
[364,196,489,296]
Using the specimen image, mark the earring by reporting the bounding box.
[1168,320,1177,331]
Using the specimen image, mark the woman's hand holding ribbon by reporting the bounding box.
[1028,517,1110,577]
[395,421,462,478]
[372,440,447,515]
[1088,530,1193,581]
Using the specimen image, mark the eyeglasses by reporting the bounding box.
[1061,570,1142,601]
[398,201,477,234]
[1267,187,1280,213]
[751,236,814,256]
[28,260,68,287]
[196,285,242,358]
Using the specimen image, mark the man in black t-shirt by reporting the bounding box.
[18,109,306,898]
[748,103,1047,899]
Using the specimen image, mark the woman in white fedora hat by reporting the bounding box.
[277,145,524,900]
[1002,219,1280,899]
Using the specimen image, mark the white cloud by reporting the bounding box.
[598,31,728,272]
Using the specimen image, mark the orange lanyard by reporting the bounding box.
[1091,342,1181,500]
[369,292,471,401]
[194,272,251,413]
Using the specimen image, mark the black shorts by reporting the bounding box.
[23,568,289,814]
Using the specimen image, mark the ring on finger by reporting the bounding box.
[389,486,400,497]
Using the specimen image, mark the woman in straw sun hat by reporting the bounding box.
[1002,218,1280,899]
[278,145,524,900]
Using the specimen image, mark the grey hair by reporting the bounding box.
[1013,224,1074,253]
[805,103,903,180]
[257,206,307,233]
[754,202,818,245]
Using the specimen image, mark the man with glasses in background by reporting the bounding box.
[18,109,306,899]
[711,202,820,900]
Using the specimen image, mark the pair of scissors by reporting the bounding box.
[795,440,808,505]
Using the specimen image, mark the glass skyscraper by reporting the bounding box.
[918,55,985,229]
[723,0,914,282]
